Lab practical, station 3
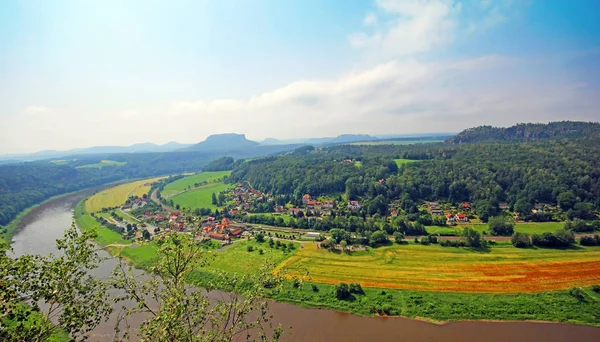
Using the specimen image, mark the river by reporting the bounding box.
[10,191,600,341]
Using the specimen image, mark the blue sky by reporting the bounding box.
[1,0,599,153]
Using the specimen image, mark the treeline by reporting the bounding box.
[0,164,122,226]
[202,157,245,171]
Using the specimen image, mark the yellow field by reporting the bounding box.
[277,243,600,293]
[85,177,164,212]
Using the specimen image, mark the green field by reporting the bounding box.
[76,159,126,169]
[169,182,233,210]
[247,213,293,224]
[393,158,422,167]
[162,171,231,196]
[74,201,131,246]
[426,222,567,236]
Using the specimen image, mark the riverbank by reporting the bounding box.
[72,197,600,328]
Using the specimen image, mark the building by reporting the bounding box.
[230,228,243,238]
[446,213,455,223]
[455,213,468,222]
[348,201,361,211]
[209,232,229,241]
[499,202,509,210]
[306,232,321,239]
[391,210,398,217]
[302,194,312,204]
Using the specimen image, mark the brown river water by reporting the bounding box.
[10,189,600,341]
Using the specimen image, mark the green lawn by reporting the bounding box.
[427,222,567,236]
[394,158,422,167]
[170,182,233,210]
[162,171,231,196]
[76,159,126,169]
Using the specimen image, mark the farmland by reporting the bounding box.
[426,222,566,236]
[169,182,233,210]
[161,171,231,196]
[276,242,600,293]
[76,159,126,169]
[85,177,163,212]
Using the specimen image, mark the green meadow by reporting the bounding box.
[393,158,422,167]
[170,182,233,210]
[161,171,231,196]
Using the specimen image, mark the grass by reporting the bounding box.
[247,213,293,224]
[161,171,231,196]
[170,182,233,210]
[74,201,131,245]
[85,177,163,212]
[393,158,422,167]
[426,222,568,236]
[271,281,600,326]
[277,242,600,293]
[76,159,126,169]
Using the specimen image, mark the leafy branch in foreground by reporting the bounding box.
[111,232,285,342]
[1,224,112,341]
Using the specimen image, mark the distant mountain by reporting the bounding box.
[260,138,283,145]
[447,121,600,144]
[181,133,260,152]
[260,134,379,146]
[328,134,378,144]
[0,142,193,162]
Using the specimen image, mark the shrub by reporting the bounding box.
[258,249,264,255]
[511,232,532,248]
[311,284,319,292]
[255,233,265,243]
[414,237,419,243]
[580,234,600,246]
[569,287,586,301]
[246,245,254,252]
[349,282,364,294]
[592,285,600,293]
[420,236,430,245]
[488,216,515,236]
[335,282,351,300]
[393,231,405,244]
[461,227,484,247]
[429,235,438,244]
[532,229,575,247]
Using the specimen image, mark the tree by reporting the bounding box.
[340,240,348,252]
[142,229,151,240]
[334,282,351,300]
[393,231,405,244]
[111,232,284,341]
[557,191,577,211]
[255,232,265,243]
[461,227,484,248]
[511,232,531,248]
[211,192,218,205]
[1,225,112,341]
[369,230,389,246]
[488,216,514,236]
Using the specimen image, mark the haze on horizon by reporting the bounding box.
[1,0,599,154]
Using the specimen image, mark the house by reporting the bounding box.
[378,178,386,184]
[461,203,470,210]
[499,202,509,210]
[230,228,243,238]
[455,213,468,222]
[446,213,455,222]
[348,201,361,211]
[209,232,229,241]
[431,209,443,216]
[323,200,334,209]
[302,194,312,204]
[155,215,166,222]
[208,216,216,221]
[391,210,398,217]
[221,218,230,227]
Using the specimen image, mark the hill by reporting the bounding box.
[181,133,259,152]
[447,121,600,144]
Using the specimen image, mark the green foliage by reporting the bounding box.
[488,216,515,236]
[393,231,405,244]
[335,282,351,300]
[255,232,265,243]
[349,283,364,295]
[532,229,575,247]
[579,234,600,246]
[247,245,254,252]
[461,227,485,248]
[511,232,532,248]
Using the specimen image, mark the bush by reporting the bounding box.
[255,233,265,243]
[258,249,264,255]
[246,245,254,252]
[414,237,419,243]
[440,239,467,247]
[349,282,364,294]
[429,235,438,244]
[311,284,319,292]
[420,236,430,245]
[488,216,515,236]
[335,282,351,300]
[461,227,485,248]
[393,231,405,244]
[511,232,532,248]
[569,287,586,301]
[579,234,600,246]
[532,229,575,247]
[591,285,600,293]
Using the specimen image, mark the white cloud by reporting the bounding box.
[364,12,377,25]
[24,105,51,114]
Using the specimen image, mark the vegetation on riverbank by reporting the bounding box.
[85,177,164,212]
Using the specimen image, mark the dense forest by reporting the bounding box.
[230,137,600,222]
[447,121,600,144]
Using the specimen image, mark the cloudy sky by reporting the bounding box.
[1,0,599,154]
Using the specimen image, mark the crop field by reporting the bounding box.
[426,222,567,236]
[169,182,233,210]
[76,159,126,169]
[393,158,422,167]
[161,171,231,196]
[276,243,600,293]
[85,177,163,212]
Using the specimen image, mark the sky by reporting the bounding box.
[1,0,599,154]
